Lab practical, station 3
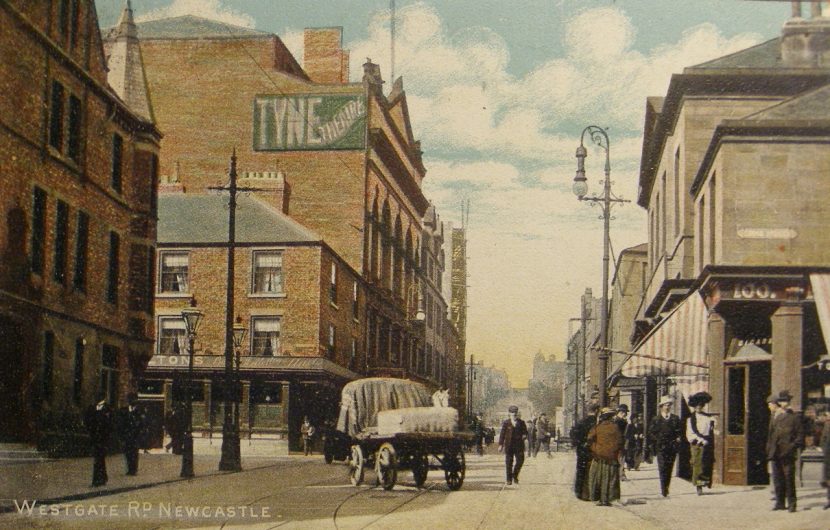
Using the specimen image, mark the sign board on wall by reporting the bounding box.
[253,94,366,151]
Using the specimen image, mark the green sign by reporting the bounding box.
[253,94,366,151]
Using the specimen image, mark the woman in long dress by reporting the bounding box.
[587,407,624,506]
[686,392,715,495]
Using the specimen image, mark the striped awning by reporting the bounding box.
[810,273,830,354]
[620,291,709,378]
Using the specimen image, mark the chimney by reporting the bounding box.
[303,27,350,84]
[239,171,290,214]
[781,1,830,67]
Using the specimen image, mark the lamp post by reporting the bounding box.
[180,298,203,478]
[466,354,476,419]
[572,126,629,408]
[231,316,247,450]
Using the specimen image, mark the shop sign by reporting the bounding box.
[148,355,206,367]
[253,94,366,151]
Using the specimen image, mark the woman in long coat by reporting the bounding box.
[587,408,624,506]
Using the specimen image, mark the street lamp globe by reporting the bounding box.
[181,299,203,336]
[573,145,588,199]
[232,317,247,349]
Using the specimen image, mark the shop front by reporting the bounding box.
[701,267,830,486]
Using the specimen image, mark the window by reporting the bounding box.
[252,318,280,356]
[351,337,357,368]
[73,211,89,290]
[67,95,81,162]
[698,197,705,268]
[159,251,189,293]
[49,81,64,151]
[252,251,282,294]
[43,332,54,401]
[31,187,47,275]
[53,200,69,284]
[58,0,69,42]
[73,338,84,404]
[329,262,337,304]
[146,246,155,313]
[709,174,717,263]
[328,324,336,358]
[100,345,119,406]
[107,231,119,304]
[111,133,123,192]
[158,317,186,355]
[352,281,359,319]
[68,0,80,48]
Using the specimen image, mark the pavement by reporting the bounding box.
[0,446,826,529]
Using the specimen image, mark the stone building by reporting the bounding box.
[0,0,160,452]
[623,3,830,486]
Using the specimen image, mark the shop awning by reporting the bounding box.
[619,291,709,378]
[810,273,830,354]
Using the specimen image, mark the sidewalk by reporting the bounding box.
[0,451,293,513]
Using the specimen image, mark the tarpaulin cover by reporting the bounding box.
[336,378,432,437]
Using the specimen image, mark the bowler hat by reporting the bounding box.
[658,395,674,407]
[775,390,793,403]
[688,392,712,408]
[617,404,629,413]
[508,405,519,413]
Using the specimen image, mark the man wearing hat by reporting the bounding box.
[766,390,803,512]
[498,405,528,485]
[686,391,715,495]
[648,395,683,497]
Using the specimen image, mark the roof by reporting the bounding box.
[132,15,269,40]
[157,194,321,244]
[740,83,830,122]
[687,38,782,71]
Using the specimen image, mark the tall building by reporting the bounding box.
[624,3,830,485]
[0,0,160,451]
[528,352,566,420]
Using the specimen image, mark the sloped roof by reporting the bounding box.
[687,38,782,71]
[740,83,830,122]
[133,15,269,40]
[158,194,320,244]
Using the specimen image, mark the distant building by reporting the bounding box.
[528,352,566,420]
[0,1,160,451]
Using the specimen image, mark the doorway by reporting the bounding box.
[723,362,771,485]
[0,318,25,441]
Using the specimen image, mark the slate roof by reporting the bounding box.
[158,194,320,244]
[739,83,830,122]
[133,15,269,40]
[687,38,782,71]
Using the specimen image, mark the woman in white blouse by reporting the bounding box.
[686,391,715,495]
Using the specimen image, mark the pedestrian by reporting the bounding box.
[119,392,143,476]
[587,407,624,506]
[686,391,715,495]
[301,416,316,456]
[165,403,184,455]
[472,413,485,456]
[571,403,600,500]
[432,386,449,407]
[84,393,113,487]
[615,404,629,481]
[820,408,830,510]
[624,414,644,471]
[649,395,682,497]
[536,413,551,458]
[766,390,803,512]
[527,414,537,457]
[498,405,527,486]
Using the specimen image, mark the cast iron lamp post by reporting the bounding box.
[572,126,628,408]
[180,298,203,478]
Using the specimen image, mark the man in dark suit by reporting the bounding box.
[119,392,144,476]
[498,405,528,486]
[767,390,803,512]
[571,403,599,500]
[649,395,682,497]
[84,393,113,487]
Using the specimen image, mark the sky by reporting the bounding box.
[96,0,790,386]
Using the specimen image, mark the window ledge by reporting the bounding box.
[249,292,287,299]
[156,292,191,298]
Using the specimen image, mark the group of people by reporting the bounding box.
[84,392,148,487]
[571,391,716,506]
[526,413,557,458]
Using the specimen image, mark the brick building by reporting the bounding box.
[621,3,830,486]
[142,191,361,452]
[0,1,160,452]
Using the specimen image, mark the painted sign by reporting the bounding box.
[253,94,366,151]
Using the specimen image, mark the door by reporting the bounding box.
[0,318,25,441]
[723,362,771,485]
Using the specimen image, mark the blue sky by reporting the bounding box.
[95,1,791,384]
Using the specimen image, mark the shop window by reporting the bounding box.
[252,317,280,356]
[252,250,283,294]
[158,317,186,355]
[159,251,189,293]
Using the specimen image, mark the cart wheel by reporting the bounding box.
[412,453,428,488]
[443,449,465,491]
[349,445,365,486]
[375,443,398,491]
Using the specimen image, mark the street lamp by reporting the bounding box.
[231,316,247,449]
[572,126,629,407]
[180,297,203,479]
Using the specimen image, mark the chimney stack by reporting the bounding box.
[781,1,830,67]
[303,27,350,84]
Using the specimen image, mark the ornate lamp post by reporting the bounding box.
[231,317,247,447]
[572,126,628,407]
[180,298,203,478]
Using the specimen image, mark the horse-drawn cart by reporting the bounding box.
[333,378,474,491]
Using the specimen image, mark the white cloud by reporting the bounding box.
[279,29,305,64]
[136,0,255,28]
